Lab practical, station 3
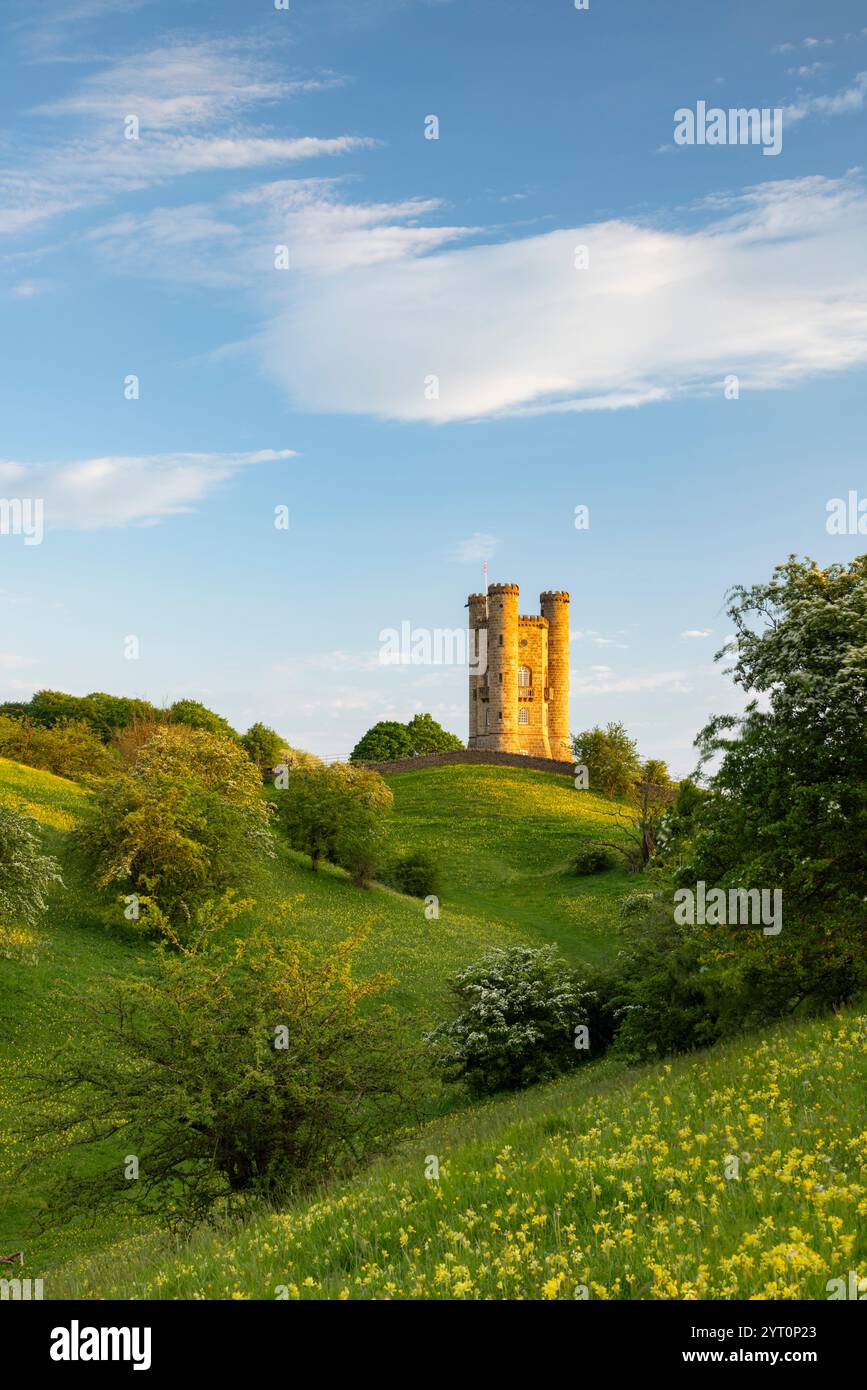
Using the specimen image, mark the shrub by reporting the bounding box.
[617,890,655,920]
[388,849,440,898]
[573,840,616,875]
[276,763,392,885]
[0,804,62,924]
[425,946,595,1095]
[0,715,115,781]
[24,904,418,1231]
[0,691,160,741]
[74,728,272,936]
[571,722,641,798]
[0,805,62,958]
[591,903,725,1064]
[240,722,288,771]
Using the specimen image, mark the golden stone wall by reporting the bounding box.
[468,583,569,757]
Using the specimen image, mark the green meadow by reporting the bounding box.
[1,754,863,1301]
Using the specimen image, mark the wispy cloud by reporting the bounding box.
[572,630,630,650]
[254,174,867,422]
[0,449,296,530]
[784,70,867,124]
[572,668,693,695]
[0,38,368,237]
[681,628,713,639]
[84,183,473,287]
[452,532,498,563]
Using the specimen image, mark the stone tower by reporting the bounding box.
[467,583,570,759]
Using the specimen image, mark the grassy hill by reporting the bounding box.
[50,1007,867,1300]
[0,756,629,1277]
[2,755,863,1300]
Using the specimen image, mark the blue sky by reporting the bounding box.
[1,0,866,771]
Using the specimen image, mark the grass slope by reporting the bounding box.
[52,1008,867,1300]
[0,757,628,1278]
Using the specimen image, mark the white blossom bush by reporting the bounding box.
[424,945,595,1094]
[0,805,62,959]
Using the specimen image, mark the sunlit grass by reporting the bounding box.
[53,1009,867,1300]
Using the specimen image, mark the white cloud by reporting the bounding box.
[0,39,367,236]
[256,174,867,422]
[0,652,35,671]
[32,42,338,127]
[571,629,629,649]
[85,184,473,286]
[784,70,867,123]
[787,63,828,77]
[452,532,498,563]
[681,628,713,639]
[0,449,296,530]
[572,669,693,695]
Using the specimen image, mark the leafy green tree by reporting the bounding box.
[425,946,596,1094]
[1,691,161,741]
[351,714,462,762]
[350,721,415,763]
[23,902,417,1231]
[75,729,272,935]
[692,556,867,907]
[405,713,464,755]
[571,722,641,798]
[241,722,288,771]
[168,699,239,741]
[276,763,392,884]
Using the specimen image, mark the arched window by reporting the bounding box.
[518,665,531,687]
[518,707,529,725]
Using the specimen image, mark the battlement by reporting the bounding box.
[467,581,569,759]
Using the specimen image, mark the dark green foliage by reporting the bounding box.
[0,691,161,742]
[168,699,239,740]
[22,903,417,1231]
[276,763,393,885]
[350,713,462,763]
[387,849,440,898]
[350,721,415,762]
[404,713,464,755]
[425,946,595,1095]
[573,840,616,875]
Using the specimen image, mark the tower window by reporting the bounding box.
[518,665,531,687]
[518,708,529,725]
[498,634,503,646]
